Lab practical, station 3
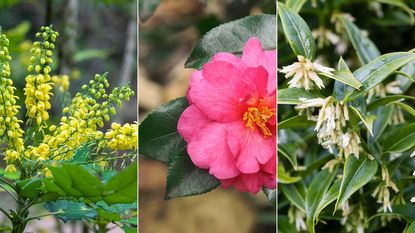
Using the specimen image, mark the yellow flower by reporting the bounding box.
[105,122,138,150]
[52,74,70,92]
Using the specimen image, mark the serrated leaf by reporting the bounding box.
[305,168,337,233]
[139,97,189,163]
[44,200,97,223]
[185,14,276,69]
[339,15,380,65]
[383,123,415,153]
[345,52,415,102]
[335,156,378,210]
[165,148,219,200]
[104,162,137,205]
[278,2,316,60]
[349,106,376,136]
[278,88,321,105]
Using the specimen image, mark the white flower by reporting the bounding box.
[340,131,361,158]
[312,27,340,48]
[280,55,334,90]
[385,80,403,95]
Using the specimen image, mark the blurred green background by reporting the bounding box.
[0,0,136,232]
[139,0,276,233]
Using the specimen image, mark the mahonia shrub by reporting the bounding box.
[277,1,415,233]
[0,26,137,233]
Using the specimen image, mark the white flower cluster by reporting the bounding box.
[296,96,361,158]
[280,55,334,90]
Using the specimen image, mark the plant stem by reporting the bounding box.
[0,182,18,201]
[0,177,16,190]
[0,206,11,220]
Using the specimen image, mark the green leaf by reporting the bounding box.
[396,60,415,93]
[16,178,43,199]
[405,220,415,233]
[371,105,394,142]
[185,14,276,69]
[62,164,103,197]
[278,164,301,184]
[69,144,90,163]
[335,156,378,211]
[281,182,306,212]
[48,166,82,198]
[367,95,415,112]
[278,88,321,105]
[348,106,376,136]
[278,144,298,169]
[339,15,380,65]
[97,208,121,221]
[285,0,307,13]
[278,2,316,60]
[263,188,276,209]
[278,115,315,130]
[393,101,415,118]
[375,0,414,25]
[139,0,161,22]
[305,168,337,233]
[278,215,300,233]
[383,123,415,153]
[320,57,362,90]
[315,180,341,222]
[345,52,415,102]
[104,162,137,205]
[165,148,219,200]
[44,200,97,223]
[139,97,189,163]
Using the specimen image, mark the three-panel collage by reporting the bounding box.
[0,0,414,232]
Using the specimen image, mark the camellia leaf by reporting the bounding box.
[383,123,415,153]
[185,14,276,69]
[345,52,415,102]
[285,0,307,13]
[139,97,189,163]
[263,188,276,209]
[339,15,380,65]
[305,168,337,233]
[138,0,161,22]
[278,2,316,60]
[165,148,220,200]
[335,156,378,211]
[278,88,321,105]
[348,106,376,136]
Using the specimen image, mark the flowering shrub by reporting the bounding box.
[139,15,277,203]
[277,1,415,233]
[0,26,137,233]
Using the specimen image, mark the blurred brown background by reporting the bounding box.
[139,0,276,232]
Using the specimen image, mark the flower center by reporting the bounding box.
[243,100,274,137]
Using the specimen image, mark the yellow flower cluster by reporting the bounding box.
[52,74,70,92]
[0,33,25,172]
[40,73,134,161]
[106,122,138,150]
[24,26,58,125]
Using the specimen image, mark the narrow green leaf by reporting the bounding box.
[278,164,301,184]
[335,156,378,211]
[278,2,316,60]
[319,71,362,90]
[376,0,414,25]
[139,97,189,163]
[278,88,321,105]
[306,168,337,233]
[165,148,219,200]
[393,101,415,118]
[405,220,415,233]
[345,52,415,102]
[349,106,376,136]
[396,60,415,92]
[185,14,276,69]
[281,182,306,212]
[278,144,298,169]
[339,15,380,65]
[367,95,415,112]
[383,123,415,153]
[279,215,300,233]
[279,115,315,129]
[285,0,307,13]
[315,180,341,222]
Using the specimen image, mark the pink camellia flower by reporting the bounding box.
[177,37,276,194]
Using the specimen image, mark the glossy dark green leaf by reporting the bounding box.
[345,52,415,102]
[335,156,378,210]
[305,168,337,233]
[319,70,362,90]
[339,15,380,65]
[139,97,189,163]
[278,144,298,169]
[281,182,306,212]
[278,88,321,105]
[383,123,415,153]
[165,148,219,200]
[315,180,341,221]
[185,14,276,69]
[348,106,376,136]
[44,200,97,223]
[278,2,316,60]
[139,0,161,22]
[278,215,300,233]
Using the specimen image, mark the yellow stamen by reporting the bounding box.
[243,100,274,137]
